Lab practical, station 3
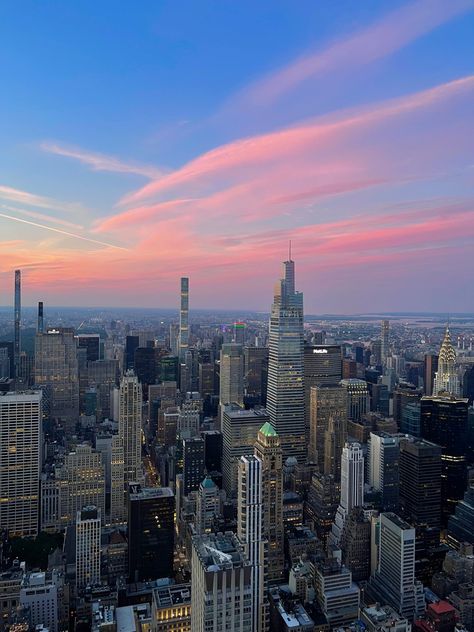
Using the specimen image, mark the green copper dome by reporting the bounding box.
[259,421,278,437]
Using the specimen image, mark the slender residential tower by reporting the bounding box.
[14,270,21,379]
[266,255,305,462]
[178,277,189,363]
[37,301,44,333]
[381,319,389,366]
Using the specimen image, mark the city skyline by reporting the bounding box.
[1,1,474,312]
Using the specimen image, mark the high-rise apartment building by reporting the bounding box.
[368,432,400,512]
[0,390,42,536]
[309,383,347,470]
[110,434,125,524]
[219,343,244,408]
[433,326,460,396]
[237,455,266,632]
[179,277,189,363]
[195,476,220,535]
[340,378,370,421]
[128,484,175,582]
[366,512,425,620]
[421,394,469,524]
[14,270,21,381]
[266,257,305,462]
[254,422,284,582]
[76,505,101,591]
[118,372,143,485]
[190,532,253,632]
[34,328,79,425]
[381,319,390,366]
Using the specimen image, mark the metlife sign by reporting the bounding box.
[313,348,328,354]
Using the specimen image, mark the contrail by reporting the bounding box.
[0,211,129,251]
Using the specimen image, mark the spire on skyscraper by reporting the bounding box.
[433,324,460,396]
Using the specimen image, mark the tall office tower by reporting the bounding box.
[393,383,422,428]
[110,435,125,523]
[244,346,269,402]
[266,257,305,462]
[0,342,14,379]
[0,390,42,536]
[76,506,101,591]
[305,473,339,544]
[202,430,223,474]
[421,395,469,525]
[222,405,270,497]
[125,335,139,371]
[366,513,425,620]
[118,371,143,485]
[128,484,175,582]
[424,353,438,396]
[401,401,422,438]
[339,507,371,581]
[254,422,284,582]
[76,333,100,362]
[368,432,400,512]
[195,476,220,534]
[219,343,244,407]
[0,347,9,379]
[14,270,21,380]
[330,442,364,546]
[198,361,215,399]
[37,301,44,333]
[237,455,266,632]
[323,413,346,481]
[304,344,343,449]
[399,437,442,546]
[60,443,106,523]
[179,277,189,363]
[381,319,390,366]
[233,321,246,345]
[87,358,120,421]
[340,378,370,421]
[178,391,202,439]
[309,384,347,469]
[433,326,460,396]
[447,485,474,546]
[182,436,205,496]
[191,532,253,632]
[34,327,79,424]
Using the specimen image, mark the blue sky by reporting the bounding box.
[0,1,473,310]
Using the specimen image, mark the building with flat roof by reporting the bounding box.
[151,582,191,632]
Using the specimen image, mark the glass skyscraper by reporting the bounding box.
[266,258,305,462]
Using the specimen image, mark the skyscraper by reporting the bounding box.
[110,434,125,524]
[304,344,343,450]
[433,326,460,396]
[366,513,425,619]
[219,343,244,408]
[118,372,143,485]
[368,431,400,512]
[182,436,205,496]
[76,506,101,591]
[14,270,21,381]
[0,390,42,536]
[381,319,390,366]
[421,394,469,524]
[128,484,175,582]
[266,257,305,462]
[237,455,266,632]
[254,422,284,581]
[37,301,44,334]
[309,383,347,469]
[179,277,189,363]
[34,328,79,425]
[340,379,370,421]
[191,532,253,632]
[330,442,364,546]
[195,476,220,535]
[424,353,438,396]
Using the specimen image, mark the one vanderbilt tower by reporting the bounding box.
[266,251,306,462]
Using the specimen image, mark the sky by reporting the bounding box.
[0,0,473,313]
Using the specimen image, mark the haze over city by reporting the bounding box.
[1,0,474,311]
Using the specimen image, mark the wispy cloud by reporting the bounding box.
[232,0,474,108]
[118,75,474,208]
[1,204,84,230]
[0,184,83,213]
[41,142,166,179]
[0,212,128,250]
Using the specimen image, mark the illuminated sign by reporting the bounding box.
[313,349,328,354]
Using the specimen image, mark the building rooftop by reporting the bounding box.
[193,532,249,571]
[129,486,174,501]
[259,421,278,437]
[152,582,191,608]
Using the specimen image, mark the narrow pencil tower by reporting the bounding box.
[14,269,21,379]
[37,301,44,333]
